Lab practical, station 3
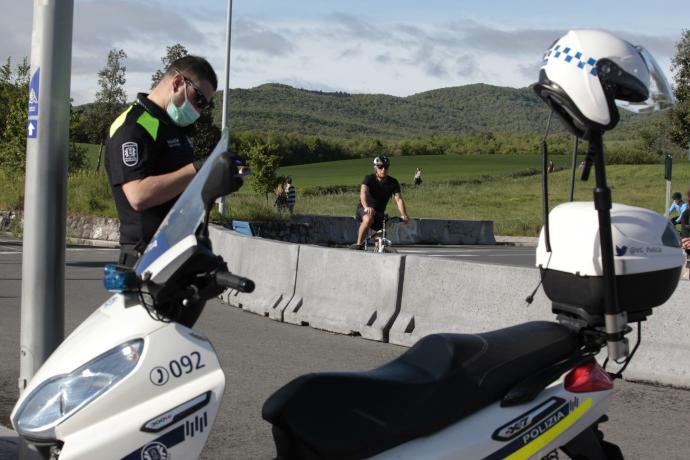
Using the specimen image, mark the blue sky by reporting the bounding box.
[1,0,687,104]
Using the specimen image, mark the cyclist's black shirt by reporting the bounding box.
[359,174,401,213]
[105,93,195,246]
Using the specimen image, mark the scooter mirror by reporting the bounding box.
[200,152,243,212]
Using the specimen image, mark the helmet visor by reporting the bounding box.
[617,46,674,114]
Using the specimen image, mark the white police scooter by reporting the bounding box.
[11,30,682,460]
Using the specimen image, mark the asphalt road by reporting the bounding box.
[1,240,690,459]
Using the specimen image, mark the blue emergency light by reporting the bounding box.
[103,264,141,292]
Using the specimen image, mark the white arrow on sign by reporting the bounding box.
[27,120,38,138]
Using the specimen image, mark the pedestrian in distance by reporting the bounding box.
[274,182,288,213]
[350,155,409,250]
[285,176,296,214]
[668,191,687,226]
[413,167,423,186]
[105,55,221,268]
[679,197,690,279]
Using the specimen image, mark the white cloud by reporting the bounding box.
[0,3,679,104]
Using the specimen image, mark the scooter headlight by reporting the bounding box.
[13,339,144,439]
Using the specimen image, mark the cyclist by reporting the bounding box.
[350,156,409,250]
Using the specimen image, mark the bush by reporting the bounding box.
[67,169,116,217]
[0,167,25,210]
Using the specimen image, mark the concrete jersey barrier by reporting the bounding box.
[386,219,496,245]
[389,254,690,387]
[283,244,404,341]
[209,225,298,320]
[621,280,690,388]
[388,255,553,347]
[250,215,496,246]
[210,225,690,388]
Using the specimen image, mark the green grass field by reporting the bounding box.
[232,156,690,236]
[277,154,545,189]
[2,149,688,236]
[77,142,103,170]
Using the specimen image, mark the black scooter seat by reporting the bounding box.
[262,321,578,459]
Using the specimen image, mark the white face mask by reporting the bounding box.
[166,79,200,127]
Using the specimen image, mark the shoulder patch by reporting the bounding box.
[122,142,139,167]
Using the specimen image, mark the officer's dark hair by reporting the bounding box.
[165,55,218,90]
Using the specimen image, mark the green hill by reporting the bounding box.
[215,82,660,140]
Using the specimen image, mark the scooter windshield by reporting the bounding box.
[134,131,229,276]
[617,46,674,113]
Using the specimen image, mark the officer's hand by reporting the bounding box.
[226,154,248,194]
[238,165,251,178]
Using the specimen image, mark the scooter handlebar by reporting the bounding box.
[216,271,255,293]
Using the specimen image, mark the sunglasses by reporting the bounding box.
[375,165,388,170]
[178,73,211,110]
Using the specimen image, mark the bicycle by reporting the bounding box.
[365,214,399,253]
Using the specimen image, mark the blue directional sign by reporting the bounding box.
[27,120,38,139]
[28,68,40,116]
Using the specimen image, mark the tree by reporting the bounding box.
[190,101,221,156]
[87,49,128,170]
[669,30,690,151]
[0,57,30,171]
[69,100,88,171]
[245,141,281,205]
[152,43,221,157]
[0,56,88,173]
[151,43,188,88]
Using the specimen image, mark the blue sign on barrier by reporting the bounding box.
[232,220,253,236]
[28,68,40,116]
[27,120,37,139]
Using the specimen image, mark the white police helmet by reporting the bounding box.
[533,29,674,138]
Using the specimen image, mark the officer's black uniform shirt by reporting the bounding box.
[358,173,401,213]
[105,93,195,246]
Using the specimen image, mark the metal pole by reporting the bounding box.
[569,136,579,202]
[19,1,73,457]
[664,154,672,218]
[19,0,73,394]
[221,0,233,133]
[218,0,234,218]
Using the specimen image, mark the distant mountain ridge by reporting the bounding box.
[212,82,657,140]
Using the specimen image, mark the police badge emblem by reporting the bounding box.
[141,441,169,460]
[122,142,139,167]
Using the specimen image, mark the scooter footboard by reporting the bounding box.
[369,381,612,460]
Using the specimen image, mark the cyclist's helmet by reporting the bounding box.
[373,156,390,168]
[673,192,682,201]
[533,29,673,139]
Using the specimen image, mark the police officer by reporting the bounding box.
[106,55,217,267]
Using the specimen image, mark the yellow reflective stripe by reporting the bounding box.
[108,105,134,138]
[504,398,593,460]
[136,111,160,141]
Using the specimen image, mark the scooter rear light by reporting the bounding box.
[564,358,613,393]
